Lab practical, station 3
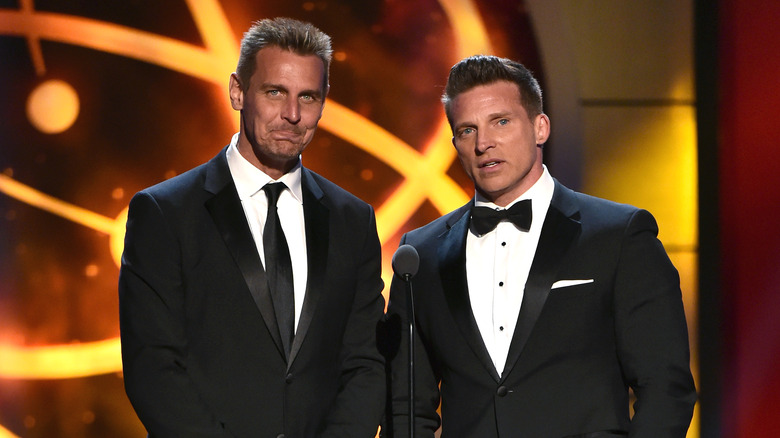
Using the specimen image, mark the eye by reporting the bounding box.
[458,127,475,137]
[267,89,281,97]
[497,118,509,126]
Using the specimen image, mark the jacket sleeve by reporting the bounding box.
[319,205,387,438]
[119,191,234,437]
[613,209,697,437]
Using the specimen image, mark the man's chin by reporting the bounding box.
[270,147,305,164]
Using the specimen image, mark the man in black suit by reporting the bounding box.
[385,56,696,437]
[119,18,385,437]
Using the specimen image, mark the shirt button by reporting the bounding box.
[499,326,504,331]
[497,386,508,397]
[501,241,507,246]
[285,373,293,383]
[499,281,504,287]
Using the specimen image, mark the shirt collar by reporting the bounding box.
[226,133,304,204]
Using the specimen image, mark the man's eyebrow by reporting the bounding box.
[260,82,288,91]
[486,111,512,119]
[453,121,475,132]
[453,113,510,130]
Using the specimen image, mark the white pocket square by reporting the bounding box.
[551,279,594,289]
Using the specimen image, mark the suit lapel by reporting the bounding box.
[287,169,329,370]
[500,180,581,380]
[438,203,502,382]
[203,148,285,359]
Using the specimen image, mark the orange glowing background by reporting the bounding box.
[0,1,699,437]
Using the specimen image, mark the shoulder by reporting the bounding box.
[130,162,208,214]
[144,163,208,196]
[131,148,226,211]
[553,180,658,234]
[404,202,471,243]
[302,167,371,211]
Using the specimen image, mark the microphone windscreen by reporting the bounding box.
[392,244,420,278]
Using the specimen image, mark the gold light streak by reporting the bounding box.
[0,174,116,236]
[439,0,492,55]
[20,0,45,75]
[357,0,493,240]
[0,0,490,388]
[0,425,17,438]
[320,104,469,241]
[0,9,236,85]
[0,339,120,379]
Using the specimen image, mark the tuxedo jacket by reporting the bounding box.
[385,180,696,438]
[119,147,386,438]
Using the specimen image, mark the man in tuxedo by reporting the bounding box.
[119,18,385,437]
[385,55,696,437]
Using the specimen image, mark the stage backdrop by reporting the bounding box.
[0,1,699,437]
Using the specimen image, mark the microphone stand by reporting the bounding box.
[402,272,416,438]
[392,244,419,438]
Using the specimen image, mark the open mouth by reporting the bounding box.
[480,160,501,168]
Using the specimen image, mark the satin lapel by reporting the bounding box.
[438,205,502,382]
[203,150,285,359]
[500,182,581,380]
[287,169,329,370]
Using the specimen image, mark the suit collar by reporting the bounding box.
[438,202,503,382]
[204,151,331,369]
[204,148,286,359]
[500,179,581,380]
[287,168,329,370]
[438,180,582,382]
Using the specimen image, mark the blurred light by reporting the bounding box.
[85,264,99,277]
[111,187,124,200]
[81,411,95,424]
[26,79,80,134]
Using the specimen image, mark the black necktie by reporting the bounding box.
[470,199,532,235]
[262,182,294,359]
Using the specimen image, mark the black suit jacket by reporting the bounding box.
[119,147,386,438]
[385,180,696,438]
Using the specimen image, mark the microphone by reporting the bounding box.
[392,244,419,280]
[391,244,419,438]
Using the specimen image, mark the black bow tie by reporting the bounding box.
[470,199,532,235]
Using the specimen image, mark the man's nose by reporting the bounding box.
[281,98,301,123]
[475,130,494,153]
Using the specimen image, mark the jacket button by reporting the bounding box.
[496,386,508,397]
[285,373,293,383]
[277,434,285,438]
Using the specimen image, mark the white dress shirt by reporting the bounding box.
[466,166,555,375]
[226,134,308,332]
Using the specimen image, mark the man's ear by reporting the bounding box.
[534,113,551,145]
[229,73,243,111]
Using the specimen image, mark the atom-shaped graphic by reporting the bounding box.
[0,0,500,435]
